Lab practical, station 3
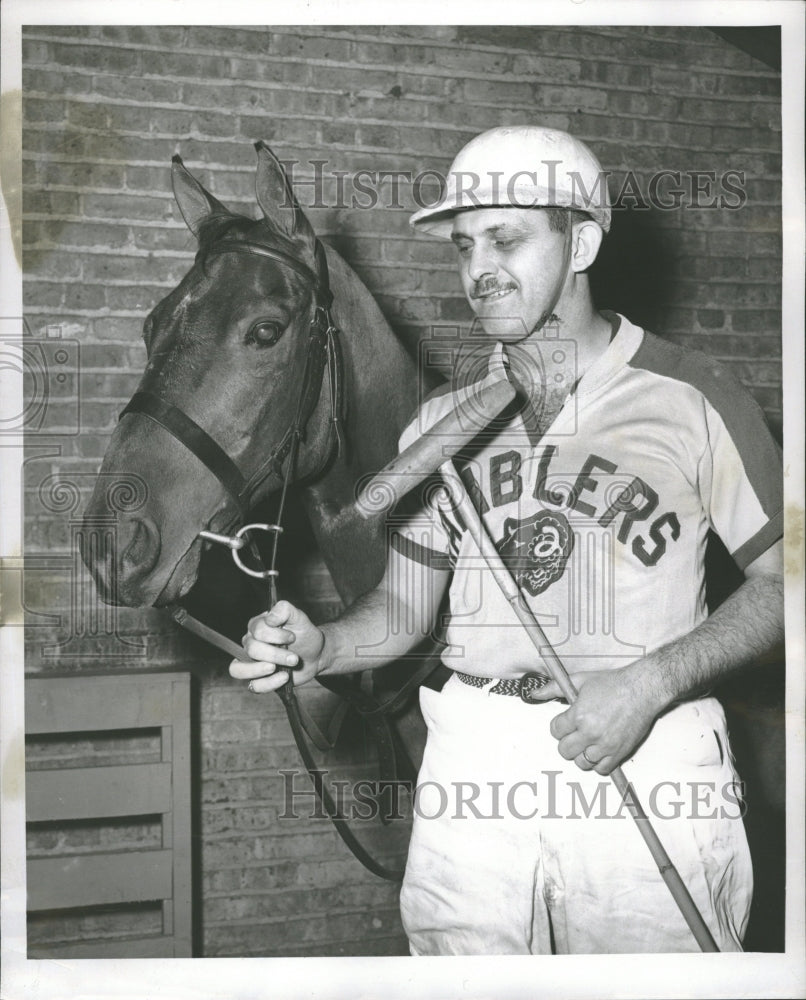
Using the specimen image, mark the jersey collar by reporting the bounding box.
[485,314,645,445]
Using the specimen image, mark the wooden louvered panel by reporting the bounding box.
[28,936,177,959]
[27,849,173,911]
[25,672,180,734]
[26,762,172,822]
[25,671,193,957]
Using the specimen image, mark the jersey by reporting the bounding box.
[392,313,783,676]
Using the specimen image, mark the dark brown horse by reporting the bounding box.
[81,147,441,879]
[83,144,421,615]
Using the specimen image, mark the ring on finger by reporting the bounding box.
[582,747,598,765]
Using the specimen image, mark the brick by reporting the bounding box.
[40,220,130,250]
[96,25,185,47]
[90,73,179,104]
[462,77,534,105]
[131,225,195,253]
[62,282,108,312]
[81,253,177,284]
[579,60,652,89]
[24,26,98,41]
[140,49,231,80]
[105,284,174,312]
[83,193,172,221]
[746,257,782,280]
[709,231,779,256]
[696,309,725,329]
[511,54,582,81]
[80,371,144,398]
[239,114,318,147]
[21,251,80,278]
[142,108,194,137]
[269,32,353,63]
[357,124,401,149]
[34,159,125,191]
[66,100,111,131]
[730,309,782,334]
[23,68,92,95]
[21,39,51,64]
[49,43,139,75]
[227,56,310,86]
[193,111,241,140]
[712,124,780,153]
[185,26,272,56]
[716,73,781,98]
[21,279,64,308]
[23,97,67,124]
[420,44,513,77]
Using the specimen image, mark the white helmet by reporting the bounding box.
[410,125,611,237]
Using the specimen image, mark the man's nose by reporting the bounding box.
[466,245,496,282]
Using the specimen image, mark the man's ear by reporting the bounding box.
[570,219,604,273]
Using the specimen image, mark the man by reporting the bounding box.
[230,126,784,954]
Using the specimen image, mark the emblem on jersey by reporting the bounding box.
[496,510,575,596]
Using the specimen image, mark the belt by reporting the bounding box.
[456,671,551,703]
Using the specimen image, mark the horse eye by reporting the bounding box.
[246,320,283,348]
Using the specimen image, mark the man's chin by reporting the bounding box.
[471,314,532,342]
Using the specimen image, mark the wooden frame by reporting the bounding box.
[25,670,193,958]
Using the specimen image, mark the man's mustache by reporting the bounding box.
[470,277,517,300]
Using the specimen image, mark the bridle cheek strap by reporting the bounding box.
[120,391,251,518]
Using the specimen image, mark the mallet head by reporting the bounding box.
[356,376,516,518]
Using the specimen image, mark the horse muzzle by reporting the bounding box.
[79,506,165,606]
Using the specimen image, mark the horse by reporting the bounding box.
[83,142,423,613]
[81,142,442,877]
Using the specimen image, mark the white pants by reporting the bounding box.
[399,675,752,955]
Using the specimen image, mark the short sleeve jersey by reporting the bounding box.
[392,315,783,675]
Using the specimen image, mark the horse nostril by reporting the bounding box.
[121,515,161,578]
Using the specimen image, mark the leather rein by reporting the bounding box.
[119,235,410,881]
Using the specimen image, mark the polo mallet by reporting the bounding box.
[356,375,719,953]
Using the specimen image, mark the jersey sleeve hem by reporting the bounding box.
[732,508,784,572]
[391,532,454,570]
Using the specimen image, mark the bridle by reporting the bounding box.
[119,233,409,881]
[120,237,344,536]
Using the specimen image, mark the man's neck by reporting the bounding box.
[516,304,613,381]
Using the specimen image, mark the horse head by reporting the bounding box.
[83,143,349,607]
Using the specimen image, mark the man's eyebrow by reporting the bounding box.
[450,222,528,244]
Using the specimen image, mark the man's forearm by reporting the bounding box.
[638,572,784,716]
[316,585,437,677]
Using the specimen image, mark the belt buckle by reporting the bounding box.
[518,671,550,703]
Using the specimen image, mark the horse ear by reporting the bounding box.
[171,155,231,238]
[254,140,315,244]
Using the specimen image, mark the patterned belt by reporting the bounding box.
[456,671,551,703]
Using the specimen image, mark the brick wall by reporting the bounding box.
[21,24,781,957]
